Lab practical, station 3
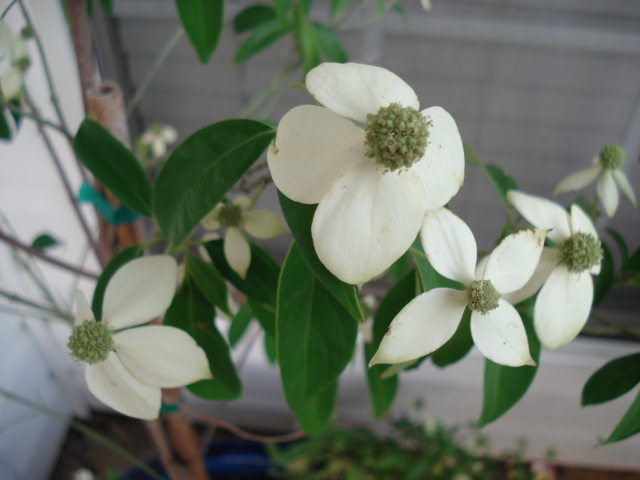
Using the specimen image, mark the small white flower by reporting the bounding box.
[139,123,178,157]
[201,196,286,279]
[508,190,602,349]
[69,256,211,420]
[0,21,30,101]
[268,62,464,285]
[371,208,546,368]
[554,144,636,218]
[72,468,95,480]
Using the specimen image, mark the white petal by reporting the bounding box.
[502,248,561,305]
[420,207,476,285]
[596,170,619,218]
[612,170,637,207]
[306,62,419,123]
[410,107,465,210]
[113,326,211,387]
[161,125,178,144]
[243,210,287,239]
[201,204,222,230]
[103,256,178,329]
[507,190,571,244]
[534,266,593,350]
[470,300,535,367]
[85,352,161,420]
[0,67,23,100]
[483,228,548,293]
[225,228,251,279]
[151,138,166,157]
[267,105,367,204]
[312,160,426,285]
[570,204,598,238]
[75,290,95,325]
[370,288,467,366]
[232,196,252,210]
[553,165,601,197]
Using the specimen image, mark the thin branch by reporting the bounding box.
[0,288,73,320]
[0,100,73,140]
[1,0,18,18]
[0,230,100,280]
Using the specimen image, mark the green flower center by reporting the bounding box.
[466,280,501,315]
[15,56,30,72]
[68,319,114,364]
[598,144,625,170]
[365,103,430,172]
[560,232,602,273]
[217,204,243,228]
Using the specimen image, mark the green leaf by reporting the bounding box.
[164,278,241,400]
[264,330,277,364]
[92,245,144,320]
[278,191,363,322]
[229,303,254,347]
[593,242,614,306]
[464,143,518,207]
[248,296,276,335]
[233,5,276,33]
[0,109,11,140]
[153,119,275,245]
[431,308,473,367]
[293,380,338,435]
[298,23,321,75]
[204,239,280,308]
[185,252,230,315]
[605,228,628,264]
[477,302,540,426]
[234,19,290,64]
[312,22,348,63]
[31,233,61,250]
[277,242,357,419]
[329,0,351,19]
[174,0,223,64]
[98,0,112,15]
[364,269,417,418]
[603,389,640,444]
[74,118,153,217]
[582,353,640,406]
[273,0,293,25]
[622,247,640,276]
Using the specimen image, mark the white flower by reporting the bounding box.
[554,144,636,218]
[0,21,29,101]
[371,208,546,367]
[267,62,464,285]
[201,196,286,279]
[69,256,211,420]
[507,190,602,349]
[139,123,178,157]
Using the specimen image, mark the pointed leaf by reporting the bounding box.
[164,278,241,400]
[593,242,613,306]
[582,353,640,406]
[185,251,230,315]
[329,0,351,19]
[233,5,276,33]
[248,296,276,335]
[175,0,223,64]
[31,233,61,250]
[605,228,628,264]
[0,108,10,140]
[153,119,275,245]
[74,118,153,217]
[431,308,473,367]
[464,143,518,207]
[229,303,254,347]
[278,191,363,322]
[233,19,290,64]
[293,380,338,436]
[622,247,640,276]
[603,389,640,444]
[264,330,277,364]
[312,22,347,63]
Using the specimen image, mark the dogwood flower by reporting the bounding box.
[201,196,286,279]
[371,208,546,367]
[554,144,636,218]
[139,123,178,157]
[267,62,464,285]
[68,255,211,420]
[507,190,602,349]
[0,21,30,100]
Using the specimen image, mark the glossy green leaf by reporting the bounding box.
[312,22,347,63]
[605,228,628,264]
[622,247,640,275]
[204,239,280,308]
[92,245,144,320]
[294,380,338,435]
[229,303,254,347]
[234,19,290,64]
[603,389,640,444]
[593,242,614,306]
[278,242,357,415]
[185,252,230,315]
[233,5,276,33]
[164,278,241,400]
[278,191,363,322]
[153,119,275,245]
[0,109,10,140]
[464,143,518,207]
[298,23,321,75]
[31,233,60,250]
[74,118,153,217]
[431,308,473,367]
[329,0,351,19]
[582,353,640,406]
[477,302,540,426]
[99,0,112,15]
[365,269,417,419]
[174,0,223,63]
[248,296,276,335]
[273,0,293,25]
[264,330,277,364]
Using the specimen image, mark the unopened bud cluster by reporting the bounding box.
[466,280,501,315]
[217,204,243,228]
[598,144,625,170]
[365,103,430,171]
[68,319,114,364]
[560,232,602,273]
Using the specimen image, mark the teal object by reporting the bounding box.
[77,183,139,225]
